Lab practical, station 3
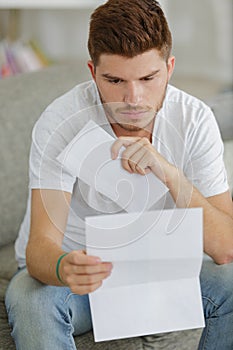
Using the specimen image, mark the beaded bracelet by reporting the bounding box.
[56,253,68,284]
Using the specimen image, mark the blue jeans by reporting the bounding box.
[5,259,233,350]
[198,258,233,349]
[5,268,92,350]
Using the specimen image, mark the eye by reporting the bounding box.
[141,76,154,81]
[108,78,122,84]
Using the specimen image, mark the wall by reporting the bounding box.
[20,9,93,61]
[1,0,232,85]
[163,0,233,84]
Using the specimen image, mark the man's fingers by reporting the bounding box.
[126,149,147,174]
[111,137,141,159]
[112,137,151,174]
[68,270,111,286]
[67,250,102,266]
[67,261,113,275]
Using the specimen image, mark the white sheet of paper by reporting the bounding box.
[86,208,205,342]
[57,120,168,212]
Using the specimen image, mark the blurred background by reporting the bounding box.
[163,0,233,102]
[0,1,232,91]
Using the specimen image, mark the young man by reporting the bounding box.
[6,0,233,349]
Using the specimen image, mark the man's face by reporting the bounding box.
[88,49,175,134]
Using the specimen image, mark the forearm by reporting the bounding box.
[111,136,233,264]
[26,189,73,285]
[26,233,66,286]
[166,168,233,264]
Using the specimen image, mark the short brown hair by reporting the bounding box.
[88,0,172,66]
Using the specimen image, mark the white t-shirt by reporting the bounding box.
[15,81,229,267]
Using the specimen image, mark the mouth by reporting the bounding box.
[119,110,147,120]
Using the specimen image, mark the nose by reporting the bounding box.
[123,82,142,105]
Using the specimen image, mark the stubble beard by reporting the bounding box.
[100,83,168,134]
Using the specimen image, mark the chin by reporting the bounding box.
[120,124,142,132]
[118,119,153,132]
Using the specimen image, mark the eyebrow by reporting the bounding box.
[101,69,160,81]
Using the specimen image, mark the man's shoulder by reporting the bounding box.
[45,79,97,115]
[162,84,214,129]
[32,79,99,146]
[34,80,97,129]
[165,84,210,112]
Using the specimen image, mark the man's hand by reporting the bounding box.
[59,250,113,295]
[111,136,176,185]
[111,138,233,264]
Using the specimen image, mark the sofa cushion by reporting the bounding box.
[74,329,202,349]
[224,140,233,195]
[0,279,16,350]
[0,243,18,349]
[207,90,233,141]
[0,63,90,247]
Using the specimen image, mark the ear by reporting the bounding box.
[87,60,96,81]
[167,56,175,81]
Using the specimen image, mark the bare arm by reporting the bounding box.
[111,137,233,265]
[26,189,112,294]
[166,168,233,264]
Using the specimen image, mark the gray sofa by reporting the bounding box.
[0,63,232,349]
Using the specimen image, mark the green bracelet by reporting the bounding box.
[56,253,68,284]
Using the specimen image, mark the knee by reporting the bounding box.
[201,260,233,291]
[6,269,65,323]
[5,269,76,349]
[217,263,233,292]
[6,270,43,321]
[201,261,233,317]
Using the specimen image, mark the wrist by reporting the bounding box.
[164,165,183,189]
[151,159,180,187]
[56,252,68,285]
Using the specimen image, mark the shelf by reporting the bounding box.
[0,0,104,9]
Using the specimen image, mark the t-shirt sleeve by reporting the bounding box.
[29,110,76,193]
[184,107,229,197]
